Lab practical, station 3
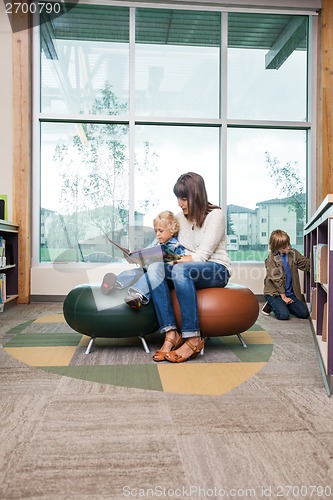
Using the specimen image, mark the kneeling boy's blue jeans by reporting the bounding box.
[147,261,229,338]
[264,293,309,320]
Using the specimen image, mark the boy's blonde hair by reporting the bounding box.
[153,210,179,236]
[269,229,290,252]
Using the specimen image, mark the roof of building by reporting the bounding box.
[227,204,257,214]
[256,193,306,206]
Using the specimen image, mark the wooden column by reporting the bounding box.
[12,12,32,304]
[317,0,333,203]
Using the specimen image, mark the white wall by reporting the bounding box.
[0,3,13,221]
[31,260,307,298]
[30,261,267,298]
[31,263,133,297]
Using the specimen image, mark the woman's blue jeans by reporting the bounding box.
[147,261,229,338]
[264,293,309,320]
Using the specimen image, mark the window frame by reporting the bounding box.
[32,0,319,269]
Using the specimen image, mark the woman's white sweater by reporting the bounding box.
[177,209,232,275]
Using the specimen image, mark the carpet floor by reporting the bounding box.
[3,313,273,395]
[1,302,333,499]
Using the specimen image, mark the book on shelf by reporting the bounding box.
[0,195,7,220]
[310,286,317,320]
[313,244,328,283]
[0,273,6,304]
[0,236,5,267]
[322,302,328,342]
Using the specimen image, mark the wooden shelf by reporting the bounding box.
[304,196,333,396]
[0,221,19,313]
[5,294,19,303]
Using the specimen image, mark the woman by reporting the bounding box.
[147,172,232,363]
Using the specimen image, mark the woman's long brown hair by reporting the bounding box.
[173,172,220,227]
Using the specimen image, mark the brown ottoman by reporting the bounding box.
[171,283,259,348]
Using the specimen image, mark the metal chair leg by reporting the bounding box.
[139,336,150,353]
[237,333,248,348]
[85,337,95,354]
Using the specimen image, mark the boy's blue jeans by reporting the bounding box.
[146,261,229,338]
[264,293,309,320]
[116,268,151,303]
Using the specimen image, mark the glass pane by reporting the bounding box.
[135,126,220,240]
[227,128,307,261]
[40,122,129,263]
[135,9,220,118]
[228,13,308,121]
[40,5,129,115]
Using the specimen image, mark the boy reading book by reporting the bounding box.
[105,233,182,265]
[101,210,185,311]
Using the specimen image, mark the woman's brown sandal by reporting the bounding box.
[153,333,183,362]
[165,338,205,363]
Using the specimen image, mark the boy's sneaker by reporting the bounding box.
[101,273,117,295]
[262,301,272,316]
[124,291,143,312]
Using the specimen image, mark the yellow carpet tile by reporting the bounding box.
[34,314,67,324]
[237,330,272,344]
[158,362,266,395]
[79,335,91,346]
[4,346,77,366]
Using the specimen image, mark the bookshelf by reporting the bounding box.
[0,220,19,312]
[304,194,333,396]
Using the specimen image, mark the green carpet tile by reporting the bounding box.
[43,364,163,390]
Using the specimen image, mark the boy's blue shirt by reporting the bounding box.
[280,252,293,296]
[165,236,186,256]
[150,236,185,256]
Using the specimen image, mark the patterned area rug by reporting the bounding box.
[3,313,273,396]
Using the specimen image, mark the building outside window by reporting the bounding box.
[35,2,314,265]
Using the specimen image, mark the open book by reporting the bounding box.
[107,238,182,265]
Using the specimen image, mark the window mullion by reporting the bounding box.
[128,6,136,249]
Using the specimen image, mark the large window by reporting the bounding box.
[227,128,307,261]
[228,13,308,121]
[135,9,220,118]
[36,3,313,264]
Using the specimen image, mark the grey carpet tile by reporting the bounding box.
[165,393,310,434]
[1,302,333,500]
[0,396,185,499]
[272,386,333,434]
[177,430,333,494]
